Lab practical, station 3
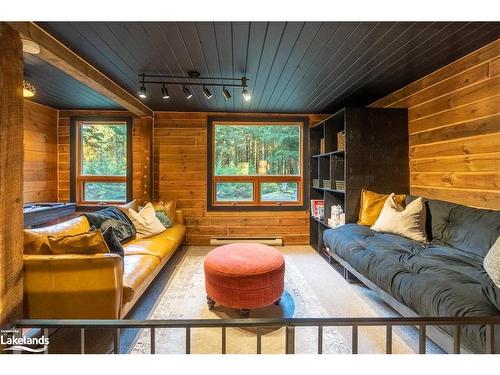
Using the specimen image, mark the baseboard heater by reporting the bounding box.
[210,236,283,246]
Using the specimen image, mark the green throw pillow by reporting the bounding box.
[155,210,173,228]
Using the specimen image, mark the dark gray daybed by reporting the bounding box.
[323,196,500,353]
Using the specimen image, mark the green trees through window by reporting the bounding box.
[212,123,302,206]
[78,122,128,203]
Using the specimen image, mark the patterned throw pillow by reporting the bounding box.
[154,209,173,228]
[484,236,500,288]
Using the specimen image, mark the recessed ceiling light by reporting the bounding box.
[21,39,40,55]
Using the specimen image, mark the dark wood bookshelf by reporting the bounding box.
[309,107,409,255]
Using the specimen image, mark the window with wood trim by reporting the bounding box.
[73,119,131,204]
[208,119,306,209]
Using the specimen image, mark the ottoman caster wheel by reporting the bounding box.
[274,298,281,306]
[207,295,215,310]
[240,309,250,318]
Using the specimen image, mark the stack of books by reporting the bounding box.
[310,199,325,219]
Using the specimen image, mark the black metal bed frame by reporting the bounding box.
[13,316,499,354]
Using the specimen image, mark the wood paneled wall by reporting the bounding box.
[153,112,327,245]
[23,100,58,203]
[57,110,152,203]
[0,22,23,327]
[371,39,500,210]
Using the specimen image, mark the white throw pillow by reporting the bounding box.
[128,202,166,238]
[371,194,428,243]
[484,236,500,288]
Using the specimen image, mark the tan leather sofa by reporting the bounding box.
[23,209,186,319]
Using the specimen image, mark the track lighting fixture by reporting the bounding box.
[138,85,147,98]
[183,85,193,99]
[161,85,170,99]
[137,72,250,101]
[202,86,213,99]
[242,87,251,101]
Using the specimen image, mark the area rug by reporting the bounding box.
[131,254,350,354]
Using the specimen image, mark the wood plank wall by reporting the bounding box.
[23,100,58,203]
[153,112,327,245]
[57,110,152,203]
[371,39,500,210]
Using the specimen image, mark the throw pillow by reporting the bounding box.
[358,189,406,226]
[152,201,175,227]
[101,226,125,258]
[127,202,166,238]
[371,194,428,243]
[484,236,500,288]
[48,230,110,255]
[116,199,140,217]
[24,230,51,255]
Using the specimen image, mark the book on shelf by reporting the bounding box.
[310,199,325,219]
[319,138,325,154]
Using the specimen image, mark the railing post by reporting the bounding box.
[317,326,323,354]
[351,325,358,354]
[285,326,295,354]
[114,328,120,354]
[386,325,392,354]
[453,325,460,354]
[186,327,191,354]
[80,328,85,354]
[221,327,226,354]
[256,327,262,354]
[485,324,495,354]
[44,328,49,354]
[418,325,426,354]
[150,328,155,354]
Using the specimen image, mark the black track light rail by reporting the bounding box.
[140,80,245,88]
[138,73,248,87]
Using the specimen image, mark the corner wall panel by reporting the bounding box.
[371,39,500,210]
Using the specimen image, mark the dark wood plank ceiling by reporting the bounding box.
[24,54,121,109]
[34,22,500,113]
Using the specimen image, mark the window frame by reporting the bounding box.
[207,117,309,211]
[70,116,133,206]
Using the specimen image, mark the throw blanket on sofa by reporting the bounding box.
[82,207,136,243]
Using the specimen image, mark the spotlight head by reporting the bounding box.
[223,87,231,100]
[242,87,251,101]
[183,85,193,99]
[138,85,147,99]
[203,86,213,99]
[161,85,170,99]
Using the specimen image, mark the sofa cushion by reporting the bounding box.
[123,223,186,260]
[122,254,160,303]
[29,216,91,237]
[484,236,500,288]
[48,230,110,255]
[324,224,500,353]
[406,196,500,257]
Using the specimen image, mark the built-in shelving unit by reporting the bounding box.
[309,107,409,257]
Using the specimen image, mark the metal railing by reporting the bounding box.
[14,316,499,354]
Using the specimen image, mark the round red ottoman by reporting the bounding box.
[204,243,285,317]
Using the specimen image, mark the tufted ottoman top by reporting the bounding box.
[204,243,285,290]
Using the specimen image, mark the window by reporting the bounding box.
[208,118,306,209]
[72,118,132,204]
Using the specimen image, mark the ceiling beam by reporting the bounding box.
[9,22,153,118]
